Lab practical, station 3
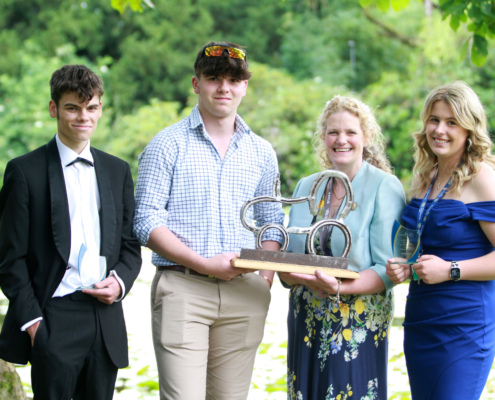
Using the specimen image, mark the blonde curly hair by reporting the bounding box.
[313,95,392,173]
[410,81,495,198]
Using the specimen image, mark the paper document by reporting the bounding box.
[76,244,107,290]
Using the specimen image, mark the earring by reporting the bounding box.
[467,138,473,152]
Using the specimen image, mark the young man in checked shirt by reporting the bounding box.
[133,41,285,399]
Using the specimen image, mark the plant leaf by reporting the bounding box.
[480,2,494,16]
[376,0,390,12]
[467,22,479,32]
[450,15,460,31]
[473,33,488,56]
[391,0,410,12]
[359,0,375,7]
[439,0,453,6]
[129,0,143,12]
[110,0,125,13]
[447,4,468,16]
[468,5,484,21]
[472,34,488,66]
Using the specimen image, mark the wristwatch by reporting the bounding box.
[450,261,461,281]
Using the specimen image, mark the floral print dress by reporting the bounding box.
[287,197,394,400]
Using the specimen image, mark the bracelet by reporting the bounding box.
[262,275,273,288]
[326,278,341,304]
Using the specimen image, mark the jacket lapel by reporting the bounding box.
[91,149,116,258]
[47,138,71,264]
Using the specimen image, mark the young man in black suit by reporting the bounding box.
[0,65,142,399]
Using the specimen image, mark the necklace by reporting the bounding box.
[332,182,346,201]
[332,186,345,201]
[435,173,452,190]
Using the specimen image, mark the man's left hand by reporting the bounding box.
[83,276,122,304]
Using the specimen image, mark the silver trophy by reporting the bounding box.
[231,170,359,281]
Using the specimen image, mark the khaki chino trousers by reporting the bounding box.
[151,269,271,400]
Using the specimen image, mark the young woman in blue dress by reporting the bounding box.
[386,81,495,400]
[279,96,405,400]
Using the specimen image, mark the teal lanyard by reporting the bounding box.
[412,170,453,283]
[416,170,452,236]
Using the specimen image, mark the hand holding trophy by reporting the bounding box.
[389,220,421,282]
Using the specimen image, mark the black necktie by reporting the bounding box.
[66,157,94,167]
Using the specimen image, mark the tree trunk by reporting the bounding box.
[0,359,28,400]
[424,0,432,16]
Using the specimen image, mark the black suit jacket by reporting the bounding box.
[0,137,142,367]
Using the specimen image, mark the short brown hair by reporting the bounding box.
[50,65,104,106]
[194,41,252,80]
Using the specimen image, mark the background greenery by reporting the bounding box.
[1,0,495,197]
[3,1,495,398]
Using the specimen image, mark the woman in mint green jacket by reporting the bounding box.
[280,95,405,400]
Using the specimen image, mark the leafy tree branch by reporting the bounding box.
[362,7,418,47]
[360,0,492,66]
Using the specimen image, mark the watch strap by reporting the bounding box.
[450,260,461,281]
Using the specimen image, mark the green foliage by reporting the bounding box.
[280,1,422,92]
[105,0,217,111]
[103,99,185,179]
[472,34,488,65]
[265,376,287,392]
[0,0,426,113]
[111,0,150,13]
[391,0,411,12]
[361,0,411,12]
[389,393,412,400]
[2,0,495,200]
[202,0,288,67]
[0,0,123,61]
[0,42,82,178]
[137,380,159,391]
[363,0,495,66]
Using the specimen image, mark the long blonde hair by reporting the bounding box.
[314,95,392,173]
[410,81,495,198]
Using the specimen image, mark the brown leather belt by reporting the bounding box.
[157,265,210,277]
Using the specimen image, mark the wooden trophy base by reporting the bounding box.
[231,249,360,279]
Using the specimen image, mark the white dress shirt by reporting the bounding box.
[21,135,124,331]
[53,134,102,297]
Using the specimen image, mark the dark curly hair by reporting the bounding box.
[50,64,104,106]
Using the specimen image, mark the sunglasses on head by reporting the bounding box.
[204,46,246,60]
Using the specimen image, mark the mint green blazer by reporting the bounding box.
[287,161,406,293]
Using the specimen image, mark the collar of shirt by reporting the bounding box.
[188,105,252,145]
[55,134,94,167]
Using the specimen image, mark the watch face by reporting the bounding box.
[451,267,461,281]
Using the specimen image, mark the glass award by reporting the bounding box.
[76,244,107,290]
[390,220,420,265]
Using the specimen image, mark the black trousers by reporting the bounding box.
[30,292,118,400]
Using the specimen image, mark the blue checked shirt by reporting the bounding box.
[133,105,285,267]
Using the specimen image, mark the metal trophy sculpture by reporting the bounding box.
[231,170,360,283]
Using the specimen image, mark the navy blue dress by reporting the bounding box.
[402,199,495,400]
